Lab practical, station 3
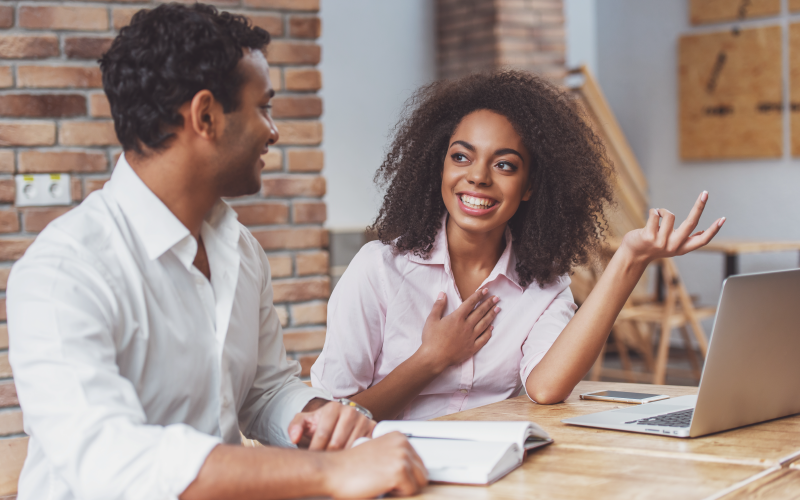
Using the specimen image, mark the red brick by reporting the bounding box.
[298,354,318,377]
[0,297,5,321]
[19,6,108,31]
[0,210,18,234]
[0,324,7,348]
[0,35,59,59]
[0,353,10,377]
[0,94,86,118]
[274,305,289,327]
[60,121,119,146]
[0,6,13,29]
[71,176,82,200]
[23,207,71,232]
[252,227,327,250]
[19,150,107,173]
[268,67,282,91]
[275,121,322,145]
[285,69,322,91]
[85,176,110,196]
[65,37,114,60]
[266,41,320,65]
[283,327,325,351]
[89,93,112,118]
[248,14,283,36]
[0,238,34,260]
[267,254,292,278]
[232,201,288,225]
[0,382,17,408]
[0,150,13,173]
[18,66,103,89]
[287,149,323,172]
[296,250,328,275]
[113,7,148,30]
[289,16,321,39]
[0,121,56,146]
[0,67,12,88]
[292,201,326,224]
[262,148,282,171]
[273,276,329,302]
[262,175,325,197]
[290,301,326,326]
[272,96,322,119]
[244,0,319,10]
[0,267,9,290]
[0,179,14,202]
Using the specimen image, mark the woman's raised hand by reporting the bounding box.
[417,289,499,374]
[621,191,725,264]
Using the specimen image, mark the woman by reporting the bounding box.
[310,71,723,421]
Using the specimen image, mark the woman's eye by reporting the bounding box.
[496,161,516,172]
[451,153,468,162]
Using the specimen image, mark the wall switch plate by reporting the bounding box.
[15,174,72,207]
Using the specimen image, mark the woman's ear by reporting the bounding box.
[522,181,535,202]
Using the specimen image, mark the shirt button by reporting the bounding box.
[460,389,468,394]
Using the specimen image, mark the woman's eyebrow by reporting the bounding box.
[494,148,524,161]
[449,140,475,151]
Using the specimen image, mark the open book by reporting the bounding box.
[372,421,553,485]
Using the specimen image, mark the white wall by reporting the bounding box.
[565,0,598,76]
[595,0,800,307]
[319,0,437,231]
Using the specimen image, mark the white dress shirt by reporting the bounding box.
[7,155,330,500]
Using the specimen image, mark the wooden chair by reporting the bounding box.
[589,258,716,385]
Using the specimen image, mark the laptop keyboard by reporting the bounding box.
[625,408,694,428]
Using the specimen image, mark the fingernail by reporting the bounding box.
[718,217,726,227]
[701,191,708,202]
[654,209,661,217]
[494,306,501,313]
[437,291,445,300]
[492,296,500,303]
[482,288,488,295]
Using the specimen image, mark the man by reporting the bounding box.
[7,4,426,499]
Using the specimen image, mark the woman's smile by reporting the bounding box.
[457,191,500,216]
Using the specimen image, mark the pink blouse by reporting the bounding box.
[310,219,576,420]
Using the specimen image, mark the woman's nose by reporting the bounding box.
[466,162,491,186]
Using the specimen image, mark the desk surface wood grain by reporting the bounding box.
[417,380,800,499]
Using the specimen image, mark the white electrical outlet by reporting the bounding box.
[15,173,72,207]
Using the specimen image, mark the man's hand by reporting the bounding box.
[288,399,376,450]
[321,432,428,498]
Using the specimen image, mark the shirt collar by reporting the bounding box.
[105,153,240,264]
[407,214,522,290]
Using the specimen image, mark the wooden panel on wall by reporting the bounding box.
[679,25,783,160]
[791,23,800,156]
[690,0,780,25]
[791,0,800,12]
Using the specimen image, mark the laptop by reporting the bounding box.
[563,268,800,438]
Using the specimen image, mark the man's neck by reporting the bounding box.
[126,149,218,238]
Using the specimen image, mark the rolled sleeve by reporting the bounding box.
[519,282,577,400]
[238,248,332,447]
[8,257,221,500]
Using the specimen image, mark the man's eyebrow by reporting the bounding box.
[449,140,475,151]
[494,148,524,161]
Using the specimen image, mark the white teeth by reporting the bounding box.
[460,194,494,209]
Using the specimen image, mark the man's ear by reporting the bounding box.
[189,90,223,140]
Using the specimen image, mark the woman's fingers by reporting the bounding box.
[655,209,675,249]
[473,327,493,350]
[472,300,499,334]
[457,288,487,318]
[466,294,498,326]
[673,191,708,242]
[645,208,660,238]
[677,217,725,254]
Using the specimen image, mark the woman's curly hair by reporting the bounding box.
[371,70,614,288]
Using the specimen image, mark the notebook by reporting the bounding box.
[371,420,553,485]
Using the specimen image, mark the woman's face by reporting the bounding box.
[441,109,533,236]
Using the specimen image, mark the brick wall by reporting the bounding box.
[0,0,328,475]
[437,0,566,81]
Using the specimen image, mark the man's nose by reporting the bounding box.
[268,119,280,145]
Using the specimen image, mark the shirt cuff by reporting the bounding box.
[157,423,222,498]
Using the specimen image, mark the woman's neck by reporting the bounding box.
[446,216,507,297]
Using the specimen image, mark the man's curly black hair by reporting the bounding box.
[99,3,270,154]
[371,70,614,288]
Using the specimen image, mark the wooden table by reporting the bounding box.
[416,381,800,500]
[697,241,800,278]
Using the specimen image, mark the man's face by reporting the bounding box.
[213,49,279,197]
